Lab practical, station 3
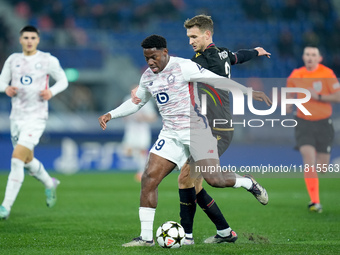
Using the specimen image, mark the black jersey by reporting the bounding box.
[191,44,258,136]
[191,44,236,135]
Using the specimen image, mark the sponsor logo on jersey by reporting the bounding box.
[218,50,229,60]
[195,52,201,58]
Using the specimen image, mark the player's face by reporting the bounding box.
[20,31,40,56]
[187,26,210,52]
[143,48,169,74]
[302,47,322,70]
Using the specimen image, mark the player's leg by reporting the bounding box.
[123,153,176,247]
[193,177,237,243]
[300,145,320,211]
[0,144,31,219]
[308,118,334,212]
[178,161,198,244]
[192,130,268,204]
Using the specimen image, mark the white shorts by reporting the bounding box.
[149,128,218,169]
[10,119,46,151]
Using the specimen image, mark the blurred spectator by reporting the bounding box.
[14,1,31,20]
[302,29,320,47]
[241,0,272,20]
[281,0,300,20]
[49,1,66,28]
[277,29,296,58]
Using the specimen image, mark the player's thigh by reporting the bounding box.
[143,152,177,187]
[295,117,315,149]
[315,118,334,154]
[150,135,189,170]
[214,131,234,157]
[189,128,219,162]
[11,119,46,151]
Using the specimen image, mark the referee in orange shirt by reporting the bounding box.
[286,46,340,213]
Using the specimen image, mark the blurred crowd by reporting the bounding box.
[1,0,340,113]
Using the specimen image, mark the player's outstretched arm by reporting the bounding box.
[252,91,272,106]
[254,47,271,58]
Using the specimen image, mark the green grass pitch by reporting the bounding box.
[0,172,339,254]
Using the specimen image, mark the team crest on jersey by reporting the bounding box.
[35,63,42,70]
[167,74,175,84]
[313,81,322,92]
[149,81,153,86]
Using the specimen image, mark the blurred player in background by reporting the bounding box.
[178,14,271,244]
[122,91,157,182]
[286,46,340,213]
[0,25,68,220]
[99,35,270,247]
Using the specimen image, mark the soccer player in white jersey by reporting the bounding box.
[98,35,270,247]
[0,25,68,220]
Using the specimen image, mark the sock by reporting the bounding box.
[179,187,197,236]
[196,188,229,231]
[139,207,156,241]
[233,176,252,189]
[304,168,320,204]
[217,227,232,237]
[2,158,25,211]
[25,158,53,188]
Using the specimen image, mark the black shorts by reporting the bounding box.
[212,129,234,157]
[295,117,334,153]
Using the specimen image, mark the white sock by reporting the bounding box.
[139,207,156,241]
[2,158,25,211]
[25,158,53,188]
[233,176,252,189]
[217,227,231,237]
[185,233,193,238]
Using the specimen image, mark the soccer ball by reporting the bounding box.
[156,221,185,248]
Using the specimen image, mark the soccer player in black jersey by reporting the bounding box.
[179,14,271,244]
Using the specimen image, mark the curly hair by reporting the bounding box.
[141,35,167,49]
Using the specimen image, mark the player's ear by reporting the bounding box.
[205,30,211,39]
[319,55,323,63]
[163,48,168,55]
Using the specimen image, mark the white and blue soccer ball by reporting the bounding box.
[156,221,185,248]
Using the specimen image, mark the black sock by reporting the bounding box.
[179,187,197,234]
[197,188,229,230]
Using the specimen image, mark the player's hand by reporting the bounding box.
[308,88,319,100]
[98,113,112,130]
[131,86,141,104]
[252,91,272,106]
[5,86,18,97]
[255,47,271,58]
[40,89,52,100]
